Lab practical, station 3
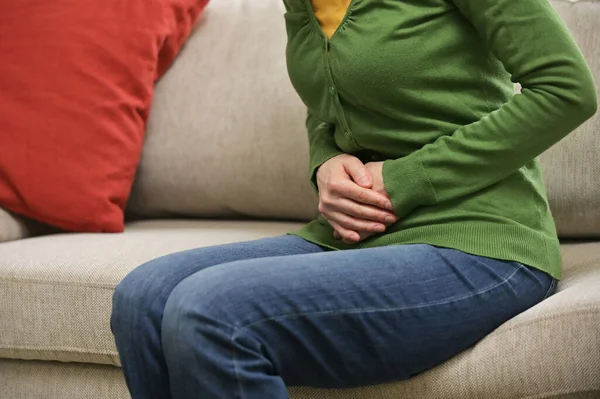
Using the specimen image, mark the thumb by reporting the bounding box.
[344,157,372,188]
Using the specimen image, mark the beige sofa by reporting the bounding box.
[1,1,599,398]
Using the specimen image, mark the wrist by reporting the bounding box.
[311,152,346,193]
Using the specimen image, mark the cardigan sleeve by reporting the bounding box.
[306,109,345,192]
[382,0,597,218]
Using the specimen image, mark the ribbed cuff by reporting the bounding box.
[382,155,438,218]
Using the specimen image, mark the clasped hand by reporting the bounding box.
[316,154,397,244]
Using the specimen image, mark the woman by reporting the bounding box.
[111,0,597,398]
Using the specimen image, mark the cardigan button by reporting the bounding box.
[329,86,336,95]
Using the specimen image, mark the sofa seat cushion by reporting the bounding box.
[0,224,599,397]
[0,220,303,365]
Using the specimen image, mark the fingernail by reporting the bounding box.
[385,216,396,224]
[374,224,386,232]
[385,202,393,210]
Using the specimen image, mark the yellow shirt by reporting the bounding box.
[310,0,351,39]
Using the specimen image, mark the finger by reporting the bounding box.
[334,229,375,243]
[343,157,372,188]
[325,211,387,234]
[332,224,377,244]
[330,198,397,225]
[325,218,361,243]
[357,231,376,242]
[330,180,393,211]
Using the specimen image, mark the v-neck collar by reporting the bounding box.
[305,0,357,42]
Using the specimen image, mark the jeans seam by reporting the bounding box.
[543,279,558,300]
[232,330,247,399]
[514,262,554,299]
[219,265,522,398]
[238,266,523,332]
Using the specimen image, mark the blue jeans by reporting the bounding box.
[111,235,555,399]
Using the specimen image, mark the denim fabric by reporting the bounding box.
[111,235,554,399]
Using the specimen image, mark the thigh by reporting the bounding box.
[164,243,553,388]
[114,234,323,298]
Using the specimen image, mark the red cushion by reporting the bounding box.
[0,0,208,232]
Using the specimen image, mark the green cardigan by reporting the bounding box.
[284,0,597,280]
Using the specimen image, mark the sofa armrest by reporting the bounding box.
[0,208,56,243]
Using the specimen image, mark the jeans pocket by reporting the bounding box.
[543,278,558,300]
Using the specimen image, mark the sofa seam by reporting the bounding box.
[3,309,598,360]
[0,344,117,356]
[490,308,600,336]
[1,309,598,371]
[0,277,117,290]
[521,388,600,399]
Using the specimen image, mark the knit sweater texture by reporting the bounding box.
[284,0,598,279]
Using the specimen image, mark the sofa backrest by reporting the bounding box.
[540,0,600,238]
[126,0,318,222]
[128,0,599,237]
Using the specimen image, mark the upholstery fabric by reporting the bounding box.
[1,221,599,397]
[0,220,303,365]
[0,207,57,244]
[0,208,30,243]
[1,359,598,399]
[0,360,129,399]
[126,0,318,222]
[541,0,600,238]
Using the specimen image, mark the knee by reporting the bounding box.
[161,284,194,352]
[162,271,228,334]
[161,266,255,345]
[111,273,141,335]
[161,277,210,355]
[111,258,166,334]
